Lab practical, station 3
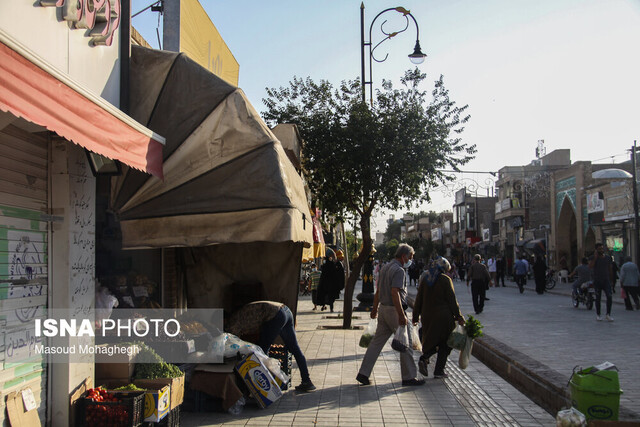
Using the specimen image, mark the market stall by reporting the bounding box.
[95,45,313,416]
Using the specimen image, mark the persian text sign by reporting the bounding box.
[40,0,121,46]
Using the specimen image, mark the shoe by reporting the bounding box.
[356,373,370,385]
[596,315,603,321]
[321,306,326,311]
[312,307,317,311]
[295,380,316,392]
[485,298,490,301]
[402,378,425,386]
[606,314,614,322]
[418,359,429,377]
[433,373,449,379]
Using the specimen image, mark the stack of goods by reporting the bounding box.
[81,386,145,427]
[268,344,292,379]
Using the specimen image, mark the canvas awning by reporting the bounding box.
[0,31,164,178]
[111,46,312,249]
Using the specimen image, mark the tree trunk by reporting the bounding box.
[342,213,372,329]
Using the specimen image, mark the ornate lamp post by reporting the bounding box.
[360,3,427,104]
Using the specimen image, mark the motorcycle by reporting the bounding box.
[545,269,557,290]
[571,281,595,309]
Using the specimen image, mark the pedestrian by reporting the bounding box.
[496,255,506,286]
[514,255,529,293]
[413,257,465,379]
[458,259,466,282]
[611,256,619,293]
[569,257,592,296]
[335,250,346,299]
[356,243,424,386]
[408,260,420,287]
[309,263,322,311]
[533,255,547,295]
[467,254,491,314]
[226,300,316,392]
[589,243,614,321]
[619,256,640,311]
[487,256,497,287]
[317,253,341,312]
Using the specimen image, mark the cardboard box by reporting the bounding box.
[137,383,170,422]
[135,374,185,410]
[235,353,283,409]
[94,343,137,381]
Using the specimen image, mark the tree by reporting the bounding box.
[262,69,475,328]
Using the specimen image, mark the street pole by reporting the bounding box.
[360,3,366,102]
[631,141,640,265]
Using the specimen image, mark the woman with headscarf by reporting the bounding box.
[317,251,340,312]
[413,257,465,379]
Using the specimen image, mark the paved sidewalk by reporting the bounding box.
[182,290,555,426]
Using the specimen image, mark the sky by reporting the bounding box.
[131,0,640,233]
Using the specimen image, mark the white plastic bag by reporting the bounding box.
[410,323,422,352]
[447,325,467,351]
[223,333,263,358]
[556,407,586,427]
[458,335,473,369]
[359,318,377,348]
[95,287,118,328]
[391,325,409,353]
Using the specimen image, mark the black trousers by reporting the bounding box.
[471,280,486,313]
[623,286,640,310]
[421,338,452,375]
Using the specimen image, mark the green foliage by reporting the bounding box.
[133,343,183,380]
[465,316,484,339]
[385,239,400,260]
[345,229,362,259]
[262,70,475,220]
[384,221,403,243]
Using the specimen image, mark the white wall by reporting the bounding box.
[0,2,121,105]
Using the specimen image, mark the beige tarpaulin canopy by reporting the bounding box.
[111,46,312,310]
[111,46,312,250]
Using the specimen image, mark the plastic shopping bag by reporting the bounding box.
[391,325,409,353]
[458,335,473,369]
[447,325,467,351]
[359,318,377,348]
[555,407,586,427]
[410,323,422,352]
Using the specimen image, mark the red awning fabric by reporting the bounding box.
[0,41,164,178]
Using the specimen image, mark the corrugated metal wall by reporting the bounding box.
[0,125,49,425]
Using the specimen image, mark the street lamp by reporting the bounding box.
[360,3,427,104]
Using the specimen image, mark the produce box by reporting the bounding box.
[137,383,170,423]
[94,344,137,380]
[95,379,174,423]
[235,353,282,409]
[135,374,185,411]
[80,388,145,427]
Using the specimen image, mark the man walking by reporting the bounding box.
[467,254,491,314]
[356,244,424,386]
[514,255,529,293]
[487,256,497,287]
[496,255,506,286]
[589,243,614,321]
[619,256,640,311]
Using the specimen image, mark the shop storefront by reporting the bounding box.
[0,2,164,425]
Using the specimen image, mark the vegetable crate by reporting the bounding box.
[81,390,145,427]
[147,406,180,427]
[269,344,292,378]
